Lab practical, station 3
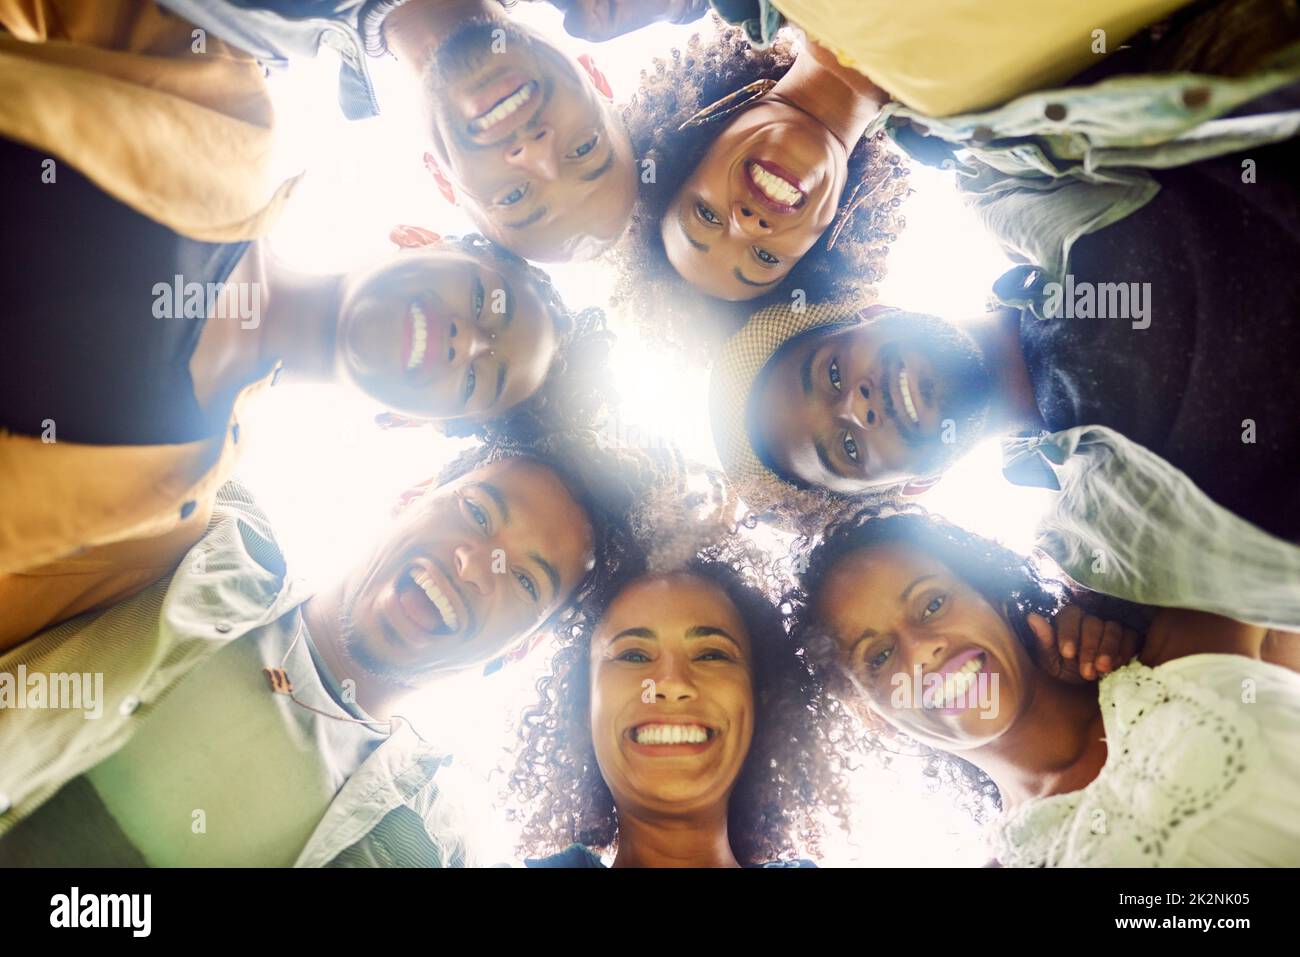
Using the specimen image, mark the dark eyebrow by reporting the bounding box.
[473,481,510,523]
[685,626,739,644]
[800,348,815,396]
[676,209,709,252]
[579,148,615,182]
[814,439,846,480]
[611,627,656,641]
[504,206,548,230]
[901,575,937,603]
[732,267,781,288]
[529,550,561,602]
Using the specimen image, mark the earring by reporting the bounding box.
[678,79,777,131]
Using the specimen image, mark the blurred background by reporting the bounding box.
[238,4,1052,866]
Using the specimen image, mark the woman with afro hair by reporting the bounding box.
[509,491,860,867]
[612,26,909,353]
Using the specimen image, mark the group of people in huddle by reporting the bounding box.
[2,0,1299,868]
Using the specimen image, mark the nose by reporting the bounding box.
[653,651,698,702]
[447,321,496,367]
[452,542,493,596]
[504,127,559,181]
[730,202,772,238]
[835,375,883,431]
[903,628,948,677]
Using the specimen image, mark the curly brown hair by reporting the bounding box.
[783,503,1070,822]
[508,502,862,865]
[613,26,911,355]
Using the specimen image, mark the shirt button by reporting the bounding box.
[120,695,141,716]
[1182,86,1211,109]
[180,500,197,520]
[1044,103,1067,121]
[970,125,995,144]
[215,621,233,634]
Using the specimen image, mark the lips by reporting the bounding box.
[468,79,539,135]
[744,159,807,213]
[389,559,464,644]
[927,648,988,713]
[626,719,718,756]
[400,298,444,384]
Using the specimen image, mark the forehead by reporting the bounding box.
[473,108,636,262]
[459,457,594,554]
[597,572,752,652]
[816,543,941,636]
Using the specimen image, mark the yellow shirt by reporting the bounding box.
[774,0,1194,116]
[0,0,300,646]
[0,367,283,651]
[0,0,297,240]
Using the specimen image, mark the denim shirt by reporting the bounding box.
[1003,425,1300,632]
[0,481,457,867]
[873,40,1300,295]
[157,0,381,118]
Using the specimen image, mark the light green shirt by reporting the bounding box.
[0,482,462,867]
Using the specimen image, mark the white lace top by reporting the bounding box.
[991,654,1300,867]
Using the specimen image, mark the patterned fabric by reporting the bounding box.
[992,655,1300,866]
[1006,426,1300,632]
[709,300,860,520]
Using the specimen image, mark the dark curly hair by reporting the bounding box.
[613,26,911,354]
[509,512,861,865]
[432,236,617,443]
[784,503,1069,821]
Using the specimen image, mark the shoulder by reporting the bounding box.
[524,844,606,869]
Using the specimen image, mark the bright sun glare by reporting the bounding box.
[236,4,1050,866]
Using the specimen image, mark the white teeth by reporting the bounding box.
[406,303,428,371]
[932,654,984,708]
[899,369,920,424]
[470,83,535,133]
[748,163,803,206]
[633,724,710,746]
[407,567,458,631]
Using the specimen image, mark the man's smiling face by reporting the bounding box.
[748,312,992,493]
[422,18,636,262]
[338,457,596,683]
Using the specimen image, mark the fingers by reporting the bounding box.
[1077,614,1105,680]
[1026,612,1057,667]
[1094,620,1125,675]
[1117,625,1141,670]
[1054,604,1084,661]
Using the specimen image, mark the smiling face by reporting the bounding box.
[749,312,991,493]
[337,247,558,425]
[589,573,755,816]
[338,457,595,681]
[814,543,1035,750]
[423,19,636,262]
[660,101,848,301]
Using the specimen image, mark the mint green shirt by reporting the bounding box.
[0,482,461,867]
